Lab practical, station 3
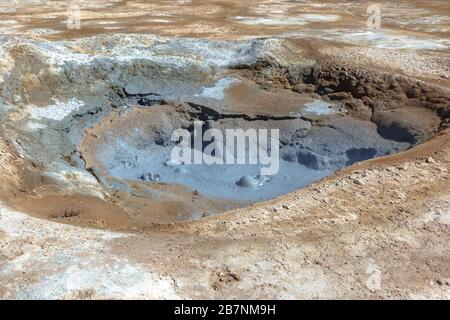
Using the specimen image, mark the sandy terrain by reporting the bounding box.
[0,0,449,299]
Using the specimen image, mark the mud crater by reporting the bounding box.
[1,36,448,223]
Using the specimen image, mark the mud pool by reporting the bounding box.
[0,0,449,300]
[108,149,333,202]
[0,33,446,222]
[92,101,411,203]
